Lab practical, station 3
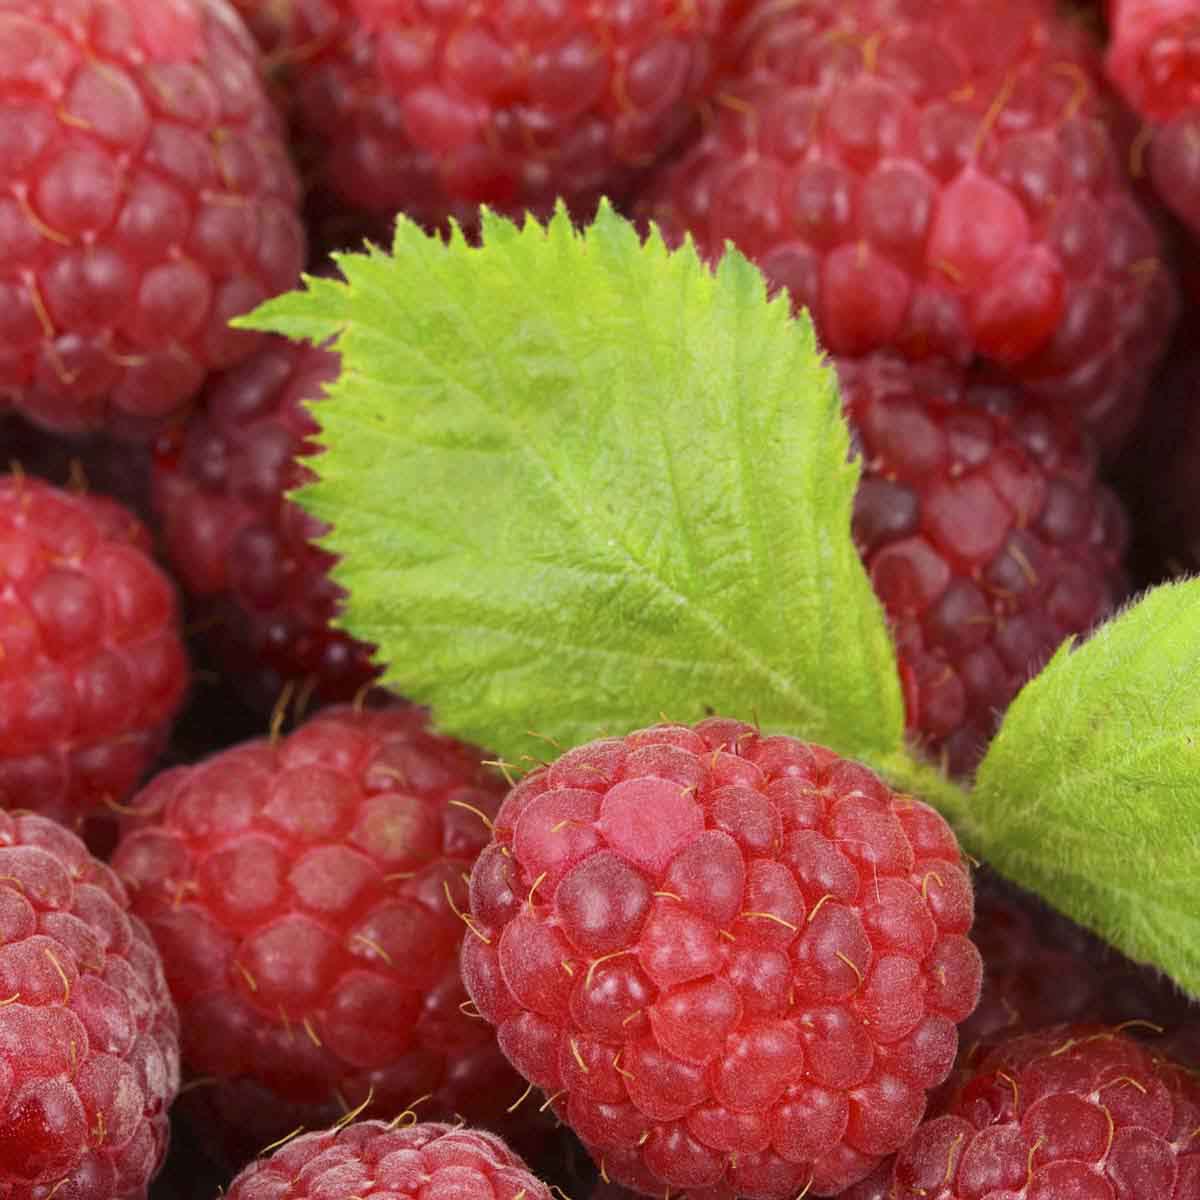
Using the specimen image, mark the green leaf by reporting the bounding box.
[973,580,1200,999]
[237,201,905,765]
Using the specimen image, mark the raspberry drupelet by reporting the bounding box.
[638,0,1178,452]
[152,335,380,713]
[891,1023,1200,1199]
[223,1120,553,1200]
[841,355,1129,774]
[0,811,180,1200]
[463,717,983,1199]
[0,0,305,439]
[110,704,535,1153]
[0,473,189,826]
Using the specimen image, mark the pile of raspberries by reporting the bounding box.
[0,2,1198,1200]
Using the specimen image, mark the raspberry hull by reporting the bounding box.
[464,718,982,1199]
[843,355,1128,773]
[0,474,188,825]
[111,705,532,1150]
[0,812,180,1200]
[0,0,305,438]
[153,335,380,712]
[638,0,1177,451]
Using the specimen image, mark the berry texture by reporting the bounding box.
[1107,0,1200,241]
[224,1121,552,1200]
[637,0,1178,451]
[1107,0,1200,121]
[843,355,1128,773]
[251,0,733,233]
[0,811,180,1200]
[463,718,983,1199]
[152,335,380,713]
[110,705,532,1146]
[0,474,189,825]
[0,0,305,439]
[891,1024,1200,1199]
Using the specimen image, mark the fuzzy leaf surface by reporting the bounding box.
[236,202,904,763]
[974,580,1200,999]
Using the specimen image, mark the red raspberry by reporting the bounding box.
[152,335,380,712]
[0,473,189,826]
[251,0,734,234]
[1106,0,1200,240]
[637,0,1178,451]
[0,0,305,440]
[463,718,982,1199]
[1107,0,1200,120]
[891,1024,1200,1198]
[843,355,1128,774]
[224,1121,552,1200]
[110,704,533,1151]
[0,811,180,1200]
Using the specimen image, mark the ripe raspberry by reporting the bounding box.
[0,0,305,439]
[843,355,1128,774]
[0,811,180,1200]
[252,0,734,234]
[1107,0,1200,121]
[463,718,983,1199]
[637,0,1178,451]
[891,1024,1200,1198]
[152,335,380,712]
[224,1121,552,1200]
[0,473,189,826]
[1105,0,1200,240]
[110,704,534,1151]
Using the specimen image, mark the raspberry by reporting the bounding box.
[1105,0,1200,240]
[0,0,305,439]
[0,811,180,1200]
[110,704,534,1151]
[962,870,1199,1067]
[255,0,733,234]
[842,355,1128,773]
[463,718,982,1199]
[223,1121,552,1200]
[1107,0,1200,121]
[891,1024,1200,1198]
[0,473,189,826]
[636,0,1178,451]
[152,335,380,712]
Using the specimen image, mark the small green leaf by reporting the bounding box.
[973,580,1200,999]
[237,201,905,765]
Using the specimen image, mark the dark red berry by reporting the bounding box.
[843,355,1128,773]
[152,334,380,712]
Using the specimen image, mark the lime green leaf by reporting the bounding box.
[237,201,904,764]
[973,580,1200,999]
